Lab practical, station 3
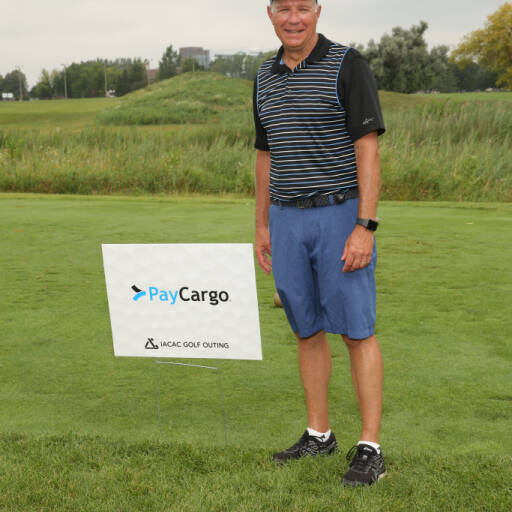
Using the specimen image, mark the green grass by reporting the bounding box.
[1,194,511,510]
[0,97,112,128]
[0,76,511,200]
[97,72,252,126]
[2,434,510,511]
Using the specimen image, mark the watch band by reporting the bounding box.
[356,218,379,232]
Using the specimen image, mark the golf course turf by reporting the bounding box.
[1,193,511,511]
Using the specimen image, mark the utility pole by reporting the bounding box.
[15,65,24,101]
[145,59,151,86]
[104,61,108,97]
[61,64,68,99]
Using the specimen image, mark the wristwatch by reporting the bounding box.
[356,218,379,232]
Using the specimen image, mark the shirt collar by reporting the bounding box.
[270,33,331,74]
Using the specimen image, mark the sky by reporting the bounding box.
[0,0,505,88]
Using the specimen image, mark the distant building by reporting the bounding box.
[214,51,262,59]
[146,68,158,85]
[1,92,14,101]
[179,47,210,69]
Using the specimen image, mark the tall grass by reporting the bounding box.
[0,95,511,200]
[0,123,255,195]
[379,100,512,201]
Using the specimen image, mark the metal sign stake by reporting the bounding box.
[154,360,228,445]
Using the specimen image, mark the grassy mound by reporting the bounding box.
[97,72,252,125]
[96,72,432,127]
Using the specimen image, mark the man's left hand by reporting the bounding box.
[341,225,374,272]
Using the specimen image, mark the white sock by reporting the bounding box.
[307,427,331,441]
[358,440,381,454]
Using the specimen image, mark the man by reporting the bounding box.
[253,0,386,487]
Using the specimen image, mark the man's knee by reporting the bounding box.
[342,334,376,349]
[297,329,327,346]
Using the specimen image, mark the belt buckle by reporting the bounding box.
[333,192,346,205]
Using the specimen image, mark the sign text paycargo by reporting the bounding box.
[132,285,230,306]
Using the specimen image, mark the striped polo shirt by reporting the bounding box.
[253,34,385,202]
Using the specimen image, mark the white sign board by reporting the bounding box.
[102,244,262,360]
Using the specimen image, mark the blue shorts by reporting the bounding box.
[269,198,377,340]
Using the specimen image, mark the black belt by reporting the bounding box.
[271,188,358,209]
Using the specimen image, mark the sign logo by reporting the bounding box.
[145,338,159,350]
[132,285,147,301]
[130,284,230,306]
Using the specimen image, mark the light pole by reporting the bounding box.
[104,61,108,97]
[15,65,24,101]
[145,59,151,86]
[61,64,68,99]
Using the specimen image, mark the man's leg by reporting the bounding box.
[272,329,337,462]
[297,329,332,432]
[341,334,386,486]
[342,334,383,442]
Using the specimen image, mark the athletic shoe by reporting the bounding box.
[342,443,386,486]
[272,430,338,462]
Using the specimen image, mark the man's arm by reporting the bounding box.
[341,131,380,272]
[254,149,272,275]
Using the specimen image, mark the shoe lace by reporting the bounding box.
[346,445,358,463]
[287,431,310,453]
[345,444,377,472]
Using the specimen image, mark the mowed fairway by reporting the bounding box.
[1,194,511,511]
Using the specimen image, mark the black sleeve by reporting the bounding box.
[253,77,270,151]
[338,49,385,143]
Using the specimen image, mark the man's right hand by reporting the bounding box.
[255,226,272,275]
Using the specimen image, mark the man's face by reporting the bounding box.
[268,0,321,51]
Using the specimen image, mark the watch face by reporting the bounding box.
[357,218,378,231]
[367,219,379,231]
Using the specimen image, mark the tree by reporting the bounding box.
[451,2,512,89]
[209,50,276,81]
[28,59,148,98]
[359,21,461,93]
[158,45,179,80]
[66,61,104,97]
[453,63,498,91]
[115,58,147,96]
[363,21,435,93]
[429,46,458,92]
[180,58,204,73]
[32,69,63,99]
[1,69,28,100]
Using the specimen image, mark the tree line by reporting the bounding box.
[2,3,510,100]
[357,20,498,93]
[0,58,149,101]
